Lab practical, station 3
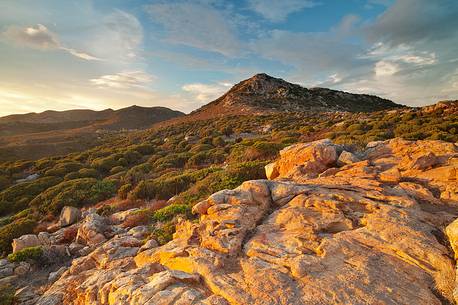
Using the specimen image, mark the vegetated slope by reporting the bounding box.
[0,100,454,250]
[158,73,403,127]
[0,106,184,161]
[0,101,456,302]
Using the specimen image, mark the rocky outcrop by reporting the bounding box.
[59,206,81,227]
[37,138,458,305]
[76,212,111,247]
[12,234,40,253]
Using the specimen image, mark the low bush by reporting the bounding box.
[0,218,37,255]
[0,176,62,216]
[44,161,83,176]
[152,204,191,222]
[122,209,153,228]
[78,168,98,178]
[0,284,14,305]
[151,222,176,245]
[31,178,116,215]
[7,246,43,262]
[129,168,220,201]
[118,183,132,199]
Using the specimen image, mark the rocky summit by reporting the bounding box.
[189,74,402,119]
[22,137,458,305]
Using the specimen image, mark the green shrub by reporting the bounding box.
[0,176,11,191]
[153,153,191,171]
[7,246,43,262]
[124,163,152,185]
[129,168,220,201]
[64,172,80,181]
[31,178,116,215]
[151,222,176,245]
[186,149,226,167]
[152,204,191,222]
[44,161,83,176]
[91,155,120,172]
[110,166,125,175]
[118,183,132,199]
[78,168,98,178]
[97,205,116,217]
[0,284,14,305]
[174,161,267,207]
[0,218,37,254]
[0,176,62,216]
[131,143,155,155]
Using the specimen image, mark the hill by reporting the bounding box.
[0,106,184,161]
[160,73,403,127]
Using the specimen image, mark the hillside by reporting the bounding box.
[0,100,455,303]
[0,106,184,161]
[159,73,403,127]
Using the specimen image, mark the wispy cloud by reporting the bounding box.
[248,0,320,22]
[182,82,232,103]
[90,71,154,89]
[1,24,100,60]
[145,2,241,56]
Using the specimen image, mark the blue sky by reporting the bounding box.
[0,0,457,116]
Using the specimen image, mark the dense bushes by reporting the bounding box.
[0,284,14,305]
[44,161,82,176]
[0,218,37,254]
[0,176,62,216]
[7,246,43,262]
[30,178,117,214]
[173,161,267,207]
[152,204,191,222]
[129,168,220,201]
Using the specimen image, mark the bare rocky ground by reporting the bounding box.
[2,137,458,305]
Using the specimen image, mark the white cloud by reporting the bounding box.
[86,10,143,61]
[90,71,154,89]
[182,82,232,103]
[1,24,99,60]
[145,3,241,56]
[248,0,319,22]
[374,60,399,76]
[364,42,437,66]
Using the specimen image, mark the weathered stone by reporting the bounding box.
[337,150,360,166]
[48,266,68,283]
[265,162,279,180]
[12,234,40,253]
[14,262,31,276]
[379,166,401,182]
[275,139,338,178]
[76,212,109,246]
[410,152,438,170]
[59,206,81,227]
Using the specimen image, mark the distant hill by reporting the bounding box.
[0,106,184,136]
[0,106,184,161]
[157,73,403,127]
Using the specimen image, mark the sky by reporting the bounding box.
[0,0,457,116]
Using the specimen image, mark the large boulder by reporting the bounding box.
[275,139,338,178]
[337,150,360,166]
[75,213,109,246]
[12,234,40,253]
[59,206,81,227]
